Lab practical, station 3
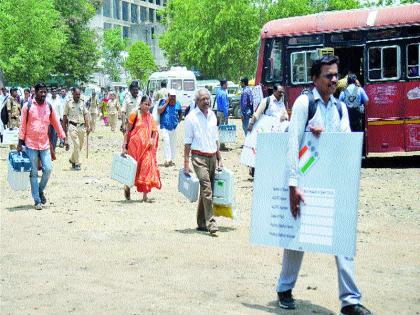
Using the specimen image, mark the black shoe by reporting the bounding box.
[277,289,296,309]
[340,304,373,315]
[196,226,208,232]
[39,191,47,204]
[74,164,81,171]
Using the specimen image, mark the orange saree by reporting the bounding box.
[127,111,161,193]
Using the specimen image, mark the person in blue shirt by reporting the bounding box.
[339,74,369,132]
[240,77,253,135]
[215,79,229,126]
[158,89,182,167]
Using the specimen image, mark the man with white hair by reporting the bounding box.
[184,88,223,235]
[158,89,182,167]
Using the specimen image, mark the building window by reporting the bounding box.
[104,22,113,30]
[156,0,161,5]
[368,46,401,80]
[123,26,129,38]
[122,1,129,21]
[113,0,120,20]
[149,0,154,3]
[131,4,138,23]
[149,8,154,22]
[290,50,317,84]
[407,43,420,78]
[140,6,147,22]
[103,0,111,17]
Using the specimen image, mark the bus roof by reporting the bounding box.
[261,3,420,39]
[149,67,196,80]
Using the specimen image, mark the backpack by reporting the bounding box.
[263,96,271,115]
[303,90,342,127]
[1,96,10,125]
[343,86,361,109]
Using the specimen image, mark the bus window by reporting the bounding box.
[171,79,182,90]
[407,43,420,78]
[368,46,400,80]
[183,80,195,91]
[291,50,317,84]
[264,39,282,82]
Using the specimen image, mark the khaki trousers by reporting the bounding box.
[191,154,217,229]
[69,124,86,165]
[90,113,97,132]
[109,113,118,131]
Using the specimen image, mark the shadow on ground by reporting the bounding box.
[242,299,335,314]
[362,155,420,169]
[6,204,33,212]
[175,226,236,235]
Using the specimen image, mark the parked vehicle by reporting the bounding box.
[146,67,197,114]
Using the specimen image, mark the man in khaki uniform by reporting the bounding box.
[6,88,21,149]
[63,87,90,171]
[88,90,100,132]
[120,81,140,133]
[6,88,21,129]
[107,91,120,132]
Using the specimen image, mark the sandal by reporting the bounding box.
[124,186,131,200]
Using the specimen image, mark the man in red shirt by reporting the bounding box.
[17,82,69,210]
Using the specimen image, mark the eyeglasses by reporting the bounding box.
[322,73,339,80]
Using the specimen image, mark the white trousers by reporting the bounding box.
[161,128,177,162]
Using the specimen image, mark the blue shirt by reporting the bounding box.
[159,100,182,130]
[216,88,229,118]
[339,84,369,109]
[240,86,253,117]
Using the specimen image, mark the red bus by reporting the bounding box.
[255,4,420,156]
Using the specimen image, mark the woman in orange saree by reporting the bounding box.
[122,96,161,202]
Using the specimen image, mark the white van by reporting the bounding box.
[146,66,196,114]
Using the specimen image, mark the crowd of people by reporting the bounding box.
[0,55,372,315]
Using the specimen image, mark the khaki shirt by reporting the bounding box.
[108,99,120,115]
[89,96,99,114]
[121,93,140,115]
[64,99,89,124]
[6,96,21,119]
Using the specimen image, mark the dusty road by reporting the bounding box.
[1,118,419,315]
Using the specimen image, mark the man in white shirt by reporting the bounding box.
[184,88,223,235]
[277,55,372,315]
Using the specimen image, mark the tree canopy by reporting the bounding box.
[0,0,66,85]
[125,41,158,87]
[102,28,128,82]
[159,0,362,80]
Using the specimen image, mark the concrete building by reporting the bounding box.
[90,0,167,87]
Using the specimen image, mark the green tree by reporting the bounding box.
[53,0,100,85]
[125,41,157,86]
[0,0,66,85]
[102,28,127,82]
[160,0,260,80]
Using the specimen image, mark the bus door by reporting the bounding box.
[364,40,405,154]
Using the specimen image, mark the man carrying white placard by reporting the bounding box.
[276,56,372,315]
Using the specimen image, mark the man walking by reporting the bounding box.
[121,81,141,132]
[239,77,253,135]
[158,89,182,167]
[63,87,90,171]
[5,88,21,149]
[17,82,68,210]
[48,87,63,150]
[107,91,120,132]
[215,80,229,126]
[339,74,369,132]
[87,90,100,133]
[184,88,223,235]
[276,56,372,315]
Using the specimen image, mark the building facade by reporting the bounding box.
[90,0,167,86]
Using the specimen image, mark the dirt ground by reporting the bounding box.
[1,118,419,315]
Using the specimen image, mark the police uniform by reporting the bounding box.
[6,96,21,128]
[107,99,120,132]
[89,96,100,132]
[64,99,89,167]
[121,93,140,130]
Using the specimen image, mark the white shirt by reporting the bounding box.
[287,88,350,187]
[184,107,218,153]
[49,96,64,120]
[265,94,286,118]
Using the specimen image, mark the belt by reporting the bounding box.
[69,121,84,127]
[191,150,216,157]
